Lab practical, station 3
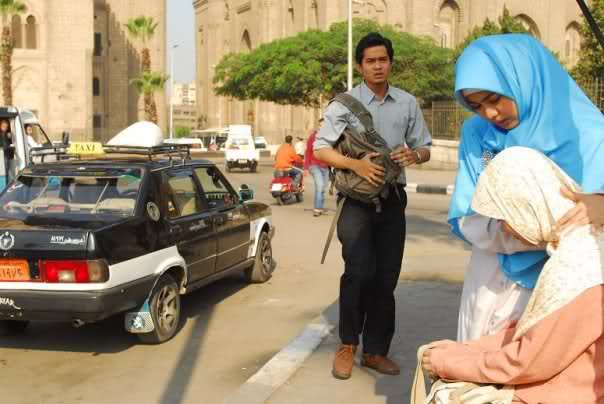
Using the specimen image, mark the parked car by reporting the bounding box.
[224,125,260,173]
[0,140,275,344]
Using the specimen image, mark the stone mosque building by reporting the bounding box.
[195,0,586,144]
[5,0,166,142]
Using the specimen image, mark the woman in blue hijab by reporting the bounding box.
[450,34,604,341]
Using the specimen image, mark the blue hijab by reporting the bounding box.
[449,34,604,289]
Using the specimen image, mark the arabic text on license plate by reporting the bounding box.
[0,259,30,281]
[271,184,283,191]
[238,159,247,164]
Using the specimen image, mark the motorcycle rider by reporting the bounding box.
[274,135,304,186]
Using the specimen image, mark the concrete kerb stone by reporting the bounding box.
[223,315,334,404]
[406,183,454,196]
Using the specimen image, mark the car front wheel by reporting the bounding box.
[137,274,181,344]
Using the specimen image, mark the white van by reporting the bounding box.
[224,125,260,173]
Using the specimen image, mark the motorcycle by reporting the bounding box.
[270,167,304,205]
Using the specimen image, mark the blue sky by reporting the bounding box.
[166,0,196,84]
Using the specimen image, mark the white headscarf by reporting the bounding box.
[471,146,604,338]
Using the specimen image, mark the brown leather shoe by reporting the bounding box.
[332,344,357,379]
[361,354,400,375]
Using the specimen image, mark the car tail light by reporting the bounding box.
[40,259,110,283]
[228,145,239,150]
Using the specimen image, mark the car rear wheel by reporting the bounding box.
[295,193,304,203]
[137,274,181,344]
[0,320,29,336]
[244,232,274,283]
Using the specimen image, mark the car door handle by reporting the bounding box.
[170,226,182,235]
[189,220,208,232]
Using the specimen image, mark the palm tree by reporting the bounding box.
[130,71,168,124]
[125,16,158,72]
[0,0,26,105]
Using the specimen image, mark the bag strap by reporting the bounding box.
[576,0,604,53]
[320,196,346,264]
[333,93,375,133]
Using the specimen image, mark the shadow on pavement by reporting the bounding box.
[159,273,250,404]
[0,274,249,360]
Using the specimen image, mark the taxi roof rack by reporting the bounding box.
[29,146,79,164]
[102,144,192,164]
[28,144,192,165]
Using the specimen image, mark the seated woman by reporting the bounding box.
[421,147,604,404]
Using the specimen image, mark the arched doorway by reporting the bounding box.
[515,14,541,39]
[565,22,581,67]
[438,1,460,49]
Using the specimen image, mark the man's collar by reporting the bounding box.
[360,81,397,104]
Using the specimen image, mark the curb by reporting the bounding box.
[406,183,454,195]
[223,315,334,404]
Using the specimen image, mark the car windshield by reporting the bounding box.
[0,168,144,221]
[231,138,250,146]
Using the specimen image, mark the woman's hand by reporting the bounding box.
[421,340,455,379]
[421,348,438,380]
[557,187,604,235]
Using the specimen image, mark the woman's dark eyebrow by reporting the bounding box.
[466,92,494,105]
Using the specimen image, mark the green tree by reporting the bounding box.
[130,71,169,124]
[175,126,192,138]
[213,19,454,107]
[125,16,158,72]
[452,6,527,62]
[0,0,26,105]
[572,0,604,82]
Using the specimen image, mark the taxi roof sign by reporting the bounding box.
[68,142,105,155]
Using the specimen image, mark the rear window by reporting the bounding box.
[0,168,144,220]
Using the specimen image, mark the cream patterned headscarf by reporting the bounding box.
[471,146,604,338]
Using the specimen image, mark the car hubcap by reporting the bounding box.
[157,285,178,333]
[260,239,272,274]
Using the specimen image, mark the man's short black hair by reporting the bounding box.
[285,135,293,144]
[355,32,394,65]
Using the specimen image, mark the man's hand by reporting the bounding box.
[304,170,310,177]
[390,145,418,167]
[351,152,385,187]
[557,187,604,235]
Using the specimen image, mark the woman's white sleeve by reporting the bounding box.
[458,214,541,254]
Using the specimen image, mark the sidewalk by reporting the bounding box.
[227,281,462,404]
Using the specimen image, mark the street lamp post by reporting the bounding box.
[169,44,179,139]
[347,0,353,90]
[348,0,367,91]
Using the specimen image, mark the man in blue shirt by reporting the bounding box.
[314,32,432,380]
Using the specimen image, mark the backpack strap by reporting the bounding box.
[320,196,346,264]
[332,93,388,148]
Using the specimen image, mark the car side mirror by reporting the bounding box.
[61,131,70,145]
[238,184,254,202]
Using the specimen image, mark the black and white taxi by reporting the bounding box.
[0,141,275,344]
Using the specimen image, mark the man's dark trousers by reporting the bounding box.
[336,186,407,356]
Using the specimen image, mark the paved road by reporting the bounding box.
[0,167,467,404]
